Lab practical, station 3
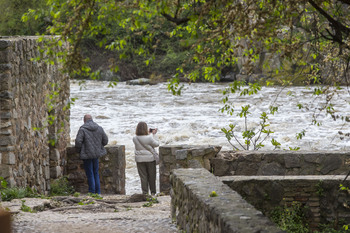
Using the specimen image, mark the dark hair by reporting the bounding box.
[136,122,149,136]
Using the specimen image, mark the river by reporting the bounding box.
[70,80,350,194]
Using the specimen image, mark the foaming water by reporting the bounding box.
[70,80,350,194]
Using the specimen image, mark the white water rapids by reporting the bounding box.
[70,80,350,194]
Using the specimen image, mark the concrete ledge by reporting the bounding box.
[170,168,282,233]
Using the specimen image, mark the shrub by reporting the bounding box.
[49,176,75,196]
[0,177,38,201]
[270,202,309,233]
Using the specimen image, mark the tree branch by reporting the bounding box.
[160,12,190,25]
[337,0,350,5]
[308,0,350,44]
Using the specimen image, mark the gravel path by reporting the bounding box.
[1,195,178,233]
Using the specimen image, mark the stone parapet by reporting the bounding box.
[159,145,221,194]
[66,145,126,194]
[0,36,69,193]
[221,175,350,230]
[212,150,350,176]
[170,168,282,233]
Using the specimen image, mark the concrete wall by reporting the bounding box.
[211,151,350,176]
[159,145,221,194]
[221,176,350,230]
[0,36,70,193]
[170,168,283,233]
[66,145,126,194]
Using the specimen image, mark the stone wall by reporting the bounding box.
[221,176,350,230]
[0,36,70,193]
[211,150,350,176]
[66,145,126,194]
[159,145,221,194]
[170,168,283,233]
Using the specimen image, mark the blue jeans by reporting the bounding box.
[83,158,101,194]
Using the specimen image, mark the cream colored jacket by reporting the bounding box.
[133,135,159,163]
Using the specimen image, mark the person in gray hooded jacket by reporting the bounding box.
[75,114,108,194]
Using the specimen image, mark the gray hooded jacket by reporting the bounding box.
[75,120,108,159]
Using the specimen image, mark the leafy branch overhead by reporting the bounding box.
[22,0,350,88]
[18,0,350,150]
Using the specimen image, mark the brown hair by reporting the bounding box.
[136,122,149,136]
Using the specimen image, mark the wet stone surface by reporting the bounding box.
[1,194,178,233]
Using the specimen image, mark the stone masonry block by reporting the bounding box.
[0,64,11,72]
[0,91,13,99]
[320,156,342,174]
[192,149,205,157]
[0,49,10,63]
[0,147,15,152]
[0,129,11,135]
[188,159,202,168]
[176,150,188,160]
[0,112,11,119]
[163,155,176,163]
[0,40,11,50]
[3,152,15,165]
[50,166,62,179]
[0,136,16,146]
[49,149,60,161]
[0,100,11,110]
[284,154,301,168]
[45,166,50,180]
[0,165,11,178]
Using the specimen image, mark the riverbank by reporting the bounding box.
[2,194,178,233]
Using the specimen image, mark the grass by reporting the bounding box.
[0,176,75,202]
[143,195,159,207]
[49,176,75,196]
[0,177,39,201]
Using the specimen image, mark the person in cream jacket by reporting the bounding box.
[133,121,159,195]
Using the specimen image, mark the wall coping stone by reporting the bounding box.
[220,175,348,182]
[171,168,283,233]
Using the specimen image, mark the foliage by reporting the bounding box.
[0,0,48,35]
[340,184,350,192]
[73,192,80,197]
[19,0,350,149]
[339,184,350,231]
[20,200,34,213]
[87,193,103,199]
[21,0,195,81]
[209,191,218,197]
[315,180,324,197]
[315,223,350,233]
[49,176,75,196]
[22,0,349,85]
[221,80,281,150]
[271,201,350,233]
[143,195,159,207]
[270,202,309,233]
[0,177,39,201]
[78,199,95,205]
